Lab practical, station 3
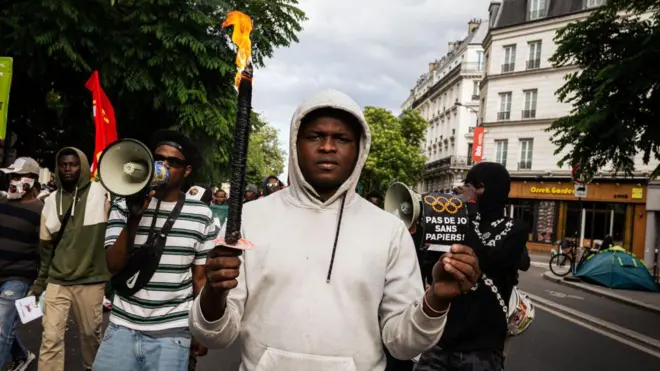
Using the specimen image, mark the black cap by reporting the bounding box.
[151,130,202,171]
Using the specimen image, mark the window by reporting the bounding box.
[498,92,512,120]
[529,0,548,20]
[519,139,533,169]
[476,51,484,71]
[586,0,604,8]
[502,45,516,72]
[467,143,473,165]
[472,81,480,99]
[523,89,537,119]
[527,41,542,69]
[495,140,508,167]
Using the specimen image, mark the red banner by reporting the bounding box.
[85,71,117,179]
[472,126,484,163]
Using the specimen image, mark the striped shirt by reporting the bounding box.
[0,200,44,284]
[104,196,217,332]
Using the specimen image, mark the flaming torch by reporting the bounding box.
[215,10,255,253]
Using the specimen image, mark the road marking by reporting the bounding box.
[530,261,548,268]
[524,292,660,358]
[545,290,584,300]
[533,301,660,359]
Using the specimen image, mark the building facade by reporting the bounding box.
[402,20,487,193]
[480,0,657,257]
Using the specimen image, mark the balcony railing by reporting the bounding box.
[522,109,536,119]
[497,111,511,121]
[424,155,473,174]
[518,161,532,170]
[501,63,515,73]
[526,59,541,69]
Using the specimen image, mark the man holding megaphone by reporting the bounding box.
[93,130,217,371]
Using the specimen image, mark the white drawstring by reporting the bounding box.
[71,186,78,217]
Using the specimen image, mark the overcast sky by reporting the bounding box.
[251,0,491,180]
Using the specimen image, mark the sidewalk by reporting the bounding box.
[543,271,660,314]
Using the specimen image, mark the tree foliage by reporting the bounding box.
[0,0,305,183]
[549,0,660,178]
[360,107,428,194]
[245,112,285,187]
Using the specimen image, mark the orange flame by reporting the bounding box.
[222,11,253,88]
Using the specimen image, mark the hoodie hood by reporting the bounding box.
[464,162,510,222]
[54,147,91,216]
[286,89,371,209]
[54,147,91,189]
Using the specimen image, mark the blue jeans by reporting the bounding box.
[92,323,190,371]
[0,280,30,369]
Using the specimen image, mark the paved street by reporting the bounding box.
[11,263,660,370]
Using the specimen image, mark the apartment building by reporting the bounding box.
[402,19,487,193]
[480,0,657,258]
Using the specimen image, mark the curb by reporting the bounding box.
[524,291,660,355]
[542,271,660,315]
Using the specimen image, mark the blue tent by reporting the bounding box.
[575,247,658,292]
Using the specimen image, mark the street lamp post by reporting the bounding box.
[454,101,479,126]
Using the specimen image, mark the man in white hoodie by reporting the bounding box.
[189,89,481,371]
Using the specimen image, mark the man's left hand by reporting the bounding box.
[429,244,480,304]
[190,338,208,357]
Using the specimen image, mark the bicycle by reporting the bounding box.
[549,239,598,277]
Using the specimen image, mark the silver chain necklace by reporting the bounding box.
[472,213,514,247]
[468,213,513,315]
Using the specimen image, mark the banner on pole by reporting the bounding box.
[472,126,484,163]
[0,57,13,140]
[85,71,118,180]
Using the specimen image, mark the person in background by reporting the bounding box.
[190,89,481,370]
[262,175,283,196]
[94,130,214,371]
[184,185,214,371]
[366,191,384,209]
[0,157,43,371]
[243,184,259,202]
[213,189,227,205]
[416,162,527,371]
[33,148,111,371]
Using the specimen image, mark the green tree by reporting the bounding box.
[245,112,285,187]
[0,0,305,183]
[360,107,428,194]
[549,0,660,179]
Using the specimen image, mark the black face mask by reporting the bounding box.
[464,162,511,222]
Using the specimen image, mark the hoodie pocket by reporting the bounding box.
[254,347,357,371]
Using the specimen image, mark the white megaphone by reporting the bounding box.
[97,139,169,197]
[384,182,422,229]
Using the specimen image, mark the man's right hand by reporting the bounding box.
[126,190,156,219]
[204,247,241,293]
[199,247,241,321]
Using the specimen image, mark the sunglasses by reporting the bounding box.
[266,183,280,189]
[154,154,187,168]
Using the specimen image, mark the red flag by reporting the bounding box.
[472,126,484,163]
[85,71,118,179]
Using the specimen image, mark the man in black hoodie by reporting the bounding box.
[416,162,527,371]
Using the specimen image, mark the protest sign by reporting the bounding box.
[422,192,469,247]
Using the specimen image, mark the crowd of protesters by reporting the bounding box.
[0,89,528,371]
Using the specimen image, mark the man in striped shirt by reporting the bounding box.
[93,131,216,371]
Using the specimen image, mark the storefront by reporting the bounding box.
[506,180,648,257]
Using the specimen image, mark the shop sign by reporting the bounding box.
[529,186,575,195]
[574,184,588,198]
[632,187,644,199]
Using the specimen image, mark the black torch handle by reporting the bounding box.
[224,63,254,250]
